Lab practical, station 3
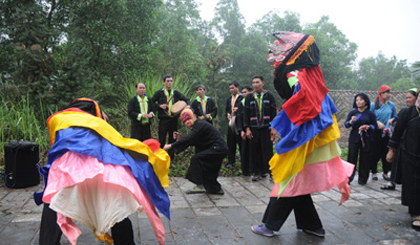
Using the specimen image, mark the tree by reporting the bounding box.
[152,0,206,81]
[250,10,302,43]
[1,0,57,104]
[212,0,246,81]
[304,16,358,89]
[411,61,420,85]
[356,53,411,91]
[202,40,232,127]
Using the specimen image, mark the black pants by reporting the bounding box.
[347,141,372,184]
[249,127,272,175]
[227,126,242,165]
[158,117,178,159]
[186,150,226,193]
[371,133,391,174]
[39,204,135,245]
[262,195,323,231]
[240,137,251,175]
[130,124,151,142]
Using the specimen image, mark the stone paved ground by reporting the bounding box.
[1,175,419,244]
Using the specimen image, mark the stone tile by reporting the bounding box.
[207,193,240,207]
[378,239,415,245]
[312,194,332,202]
[320,189,343,201]
[362,189,391,199]
[342,199,365,207]
[244,204,266,215]
[12,213,42,222]
[349,192,371,200]
[378,197,402,206]
[0,221,40,245]
[192,207,222,217]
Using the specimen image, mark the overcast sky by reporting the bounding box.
[196,0,420,65]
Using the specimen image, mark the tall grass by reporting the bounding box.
[0,96,52,165]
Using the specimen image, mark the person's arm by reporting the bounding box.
[226,96,231,119]
[369,112,378,131]
[128,98,140,121]
[388,103,397,125]
[176,90,190,105]
[208,98,218,120]
[191,100,201,117]
[388,108,409,150]
[151,90,162,113]
[147,97,155,118]
[236,102,244,132]
[171,124,201,153]
[344,111,354,128]
[269,93,277,121]
[243,95,253,139]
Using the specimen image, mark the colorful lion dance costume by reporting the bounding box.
[34,98,171,245]
[267,32,354,203]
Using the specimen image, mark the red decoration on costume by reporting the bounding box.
[281,66,329,126]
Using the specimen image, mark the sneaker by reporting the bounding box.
[207,189,225,195]
[303,228,325,237]
[251,224,274,237]
[252,174,261,181]
[186,186,206,194]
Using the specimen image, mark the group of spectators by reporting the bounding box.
[128,74,277,194]
[345,85,420,230]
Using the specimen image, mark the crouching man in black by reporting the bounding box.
[163,109,228,195]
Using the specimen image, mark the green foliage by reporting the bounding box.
[0,95,52,165]
[410,61,420,85]
[355,53,411,91]
[304,16,358,89]
[152,0,206,80]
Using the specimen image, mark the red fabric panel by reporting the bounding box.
[282,66,329,126]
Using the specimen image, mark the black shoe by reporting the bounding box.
[380,183,395,190]
[358,181,366,185]
[252,175,261,181]
[382,173,391,181]
[261,173,268,178]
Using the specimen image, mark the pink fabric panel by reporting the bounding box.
[57,213,81,245]
[270,157,354,204]
[43,151,165,245]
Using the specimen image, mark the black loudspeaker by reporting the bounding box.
[4,140,40,188]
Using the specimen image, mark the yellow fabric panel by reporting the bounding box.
[47,111,171,187]
[270,115,340,184]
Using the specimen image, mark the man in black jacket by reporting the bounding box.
[225,81,243,167]
[163,109,228,195]
[244,75,277,181]
[236,85,254,176]
[191,84,217,124]
[128,82,154,141]
[151,74,190,159]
